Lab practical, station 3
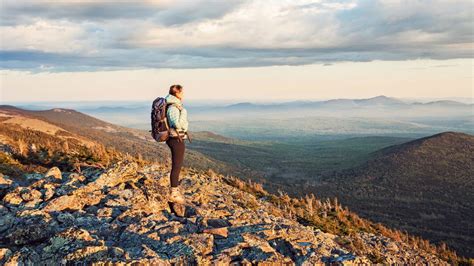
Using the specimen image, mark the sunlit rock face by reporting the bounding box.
[0,161,449,265]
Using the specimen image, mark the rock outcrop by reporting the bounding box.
[0,161,449,265]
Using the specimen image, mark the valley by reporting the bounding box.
[1,102,473,259]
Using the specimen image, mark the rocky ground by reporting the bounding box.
[0,160,448,265]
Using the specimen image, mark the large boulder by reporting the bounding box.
[3,187,24,206]
[6,215,54,245]
[45,167,62,181]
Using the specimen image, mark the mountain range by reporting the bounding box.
[222,95,410,110]
[64,95,473,141]
[191,95,472,121]
[13,96,472,136]
[0,105,472,262]
[0,105,466,264]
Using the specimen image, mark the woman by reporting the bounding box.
[165,84,189,204]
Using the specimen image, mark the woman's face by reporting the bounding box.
[176,90,184,100]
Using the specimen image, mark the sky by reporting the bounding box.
[0,0,473,102]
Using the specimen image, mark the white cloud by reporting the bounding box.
[133,0,345,49]
[0,0,472,71]
[0,20,89,53]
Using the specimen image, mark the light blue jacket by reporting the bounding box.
[165,94,189,132]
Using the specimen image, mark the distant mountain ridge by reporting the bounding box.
[15,95,470,114]
[189,95,472,123]
[220,95,469,109]
[12,96,471,136]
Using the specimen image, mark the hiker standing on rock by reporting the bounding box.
[164,84,189,204]
[150,84,190,204]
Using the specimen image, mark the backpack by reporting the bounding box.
[150,97,173,142]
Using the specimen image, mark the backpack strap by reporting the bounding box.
[165,103,180,112]
[163,103,174,130]
[165,103,185,142]
[186,132,192,143]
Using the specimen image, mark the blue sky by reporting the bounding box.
[0,0,472,101]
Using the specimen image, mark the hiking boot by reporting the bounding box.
[169,186,186,204]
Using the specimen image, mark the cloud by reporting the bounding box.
[0,0,472,71]
[1,0,246,26]
[1,20,89,53]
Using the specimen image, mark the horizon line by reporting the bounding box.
[2,95,473,105]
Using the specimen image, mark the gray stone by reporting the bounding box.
[45,167,62,181]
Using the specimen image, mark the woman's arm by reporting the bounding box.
[167,105,188,131]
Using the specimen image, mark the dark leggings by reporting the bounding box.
[166,137,185,187]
